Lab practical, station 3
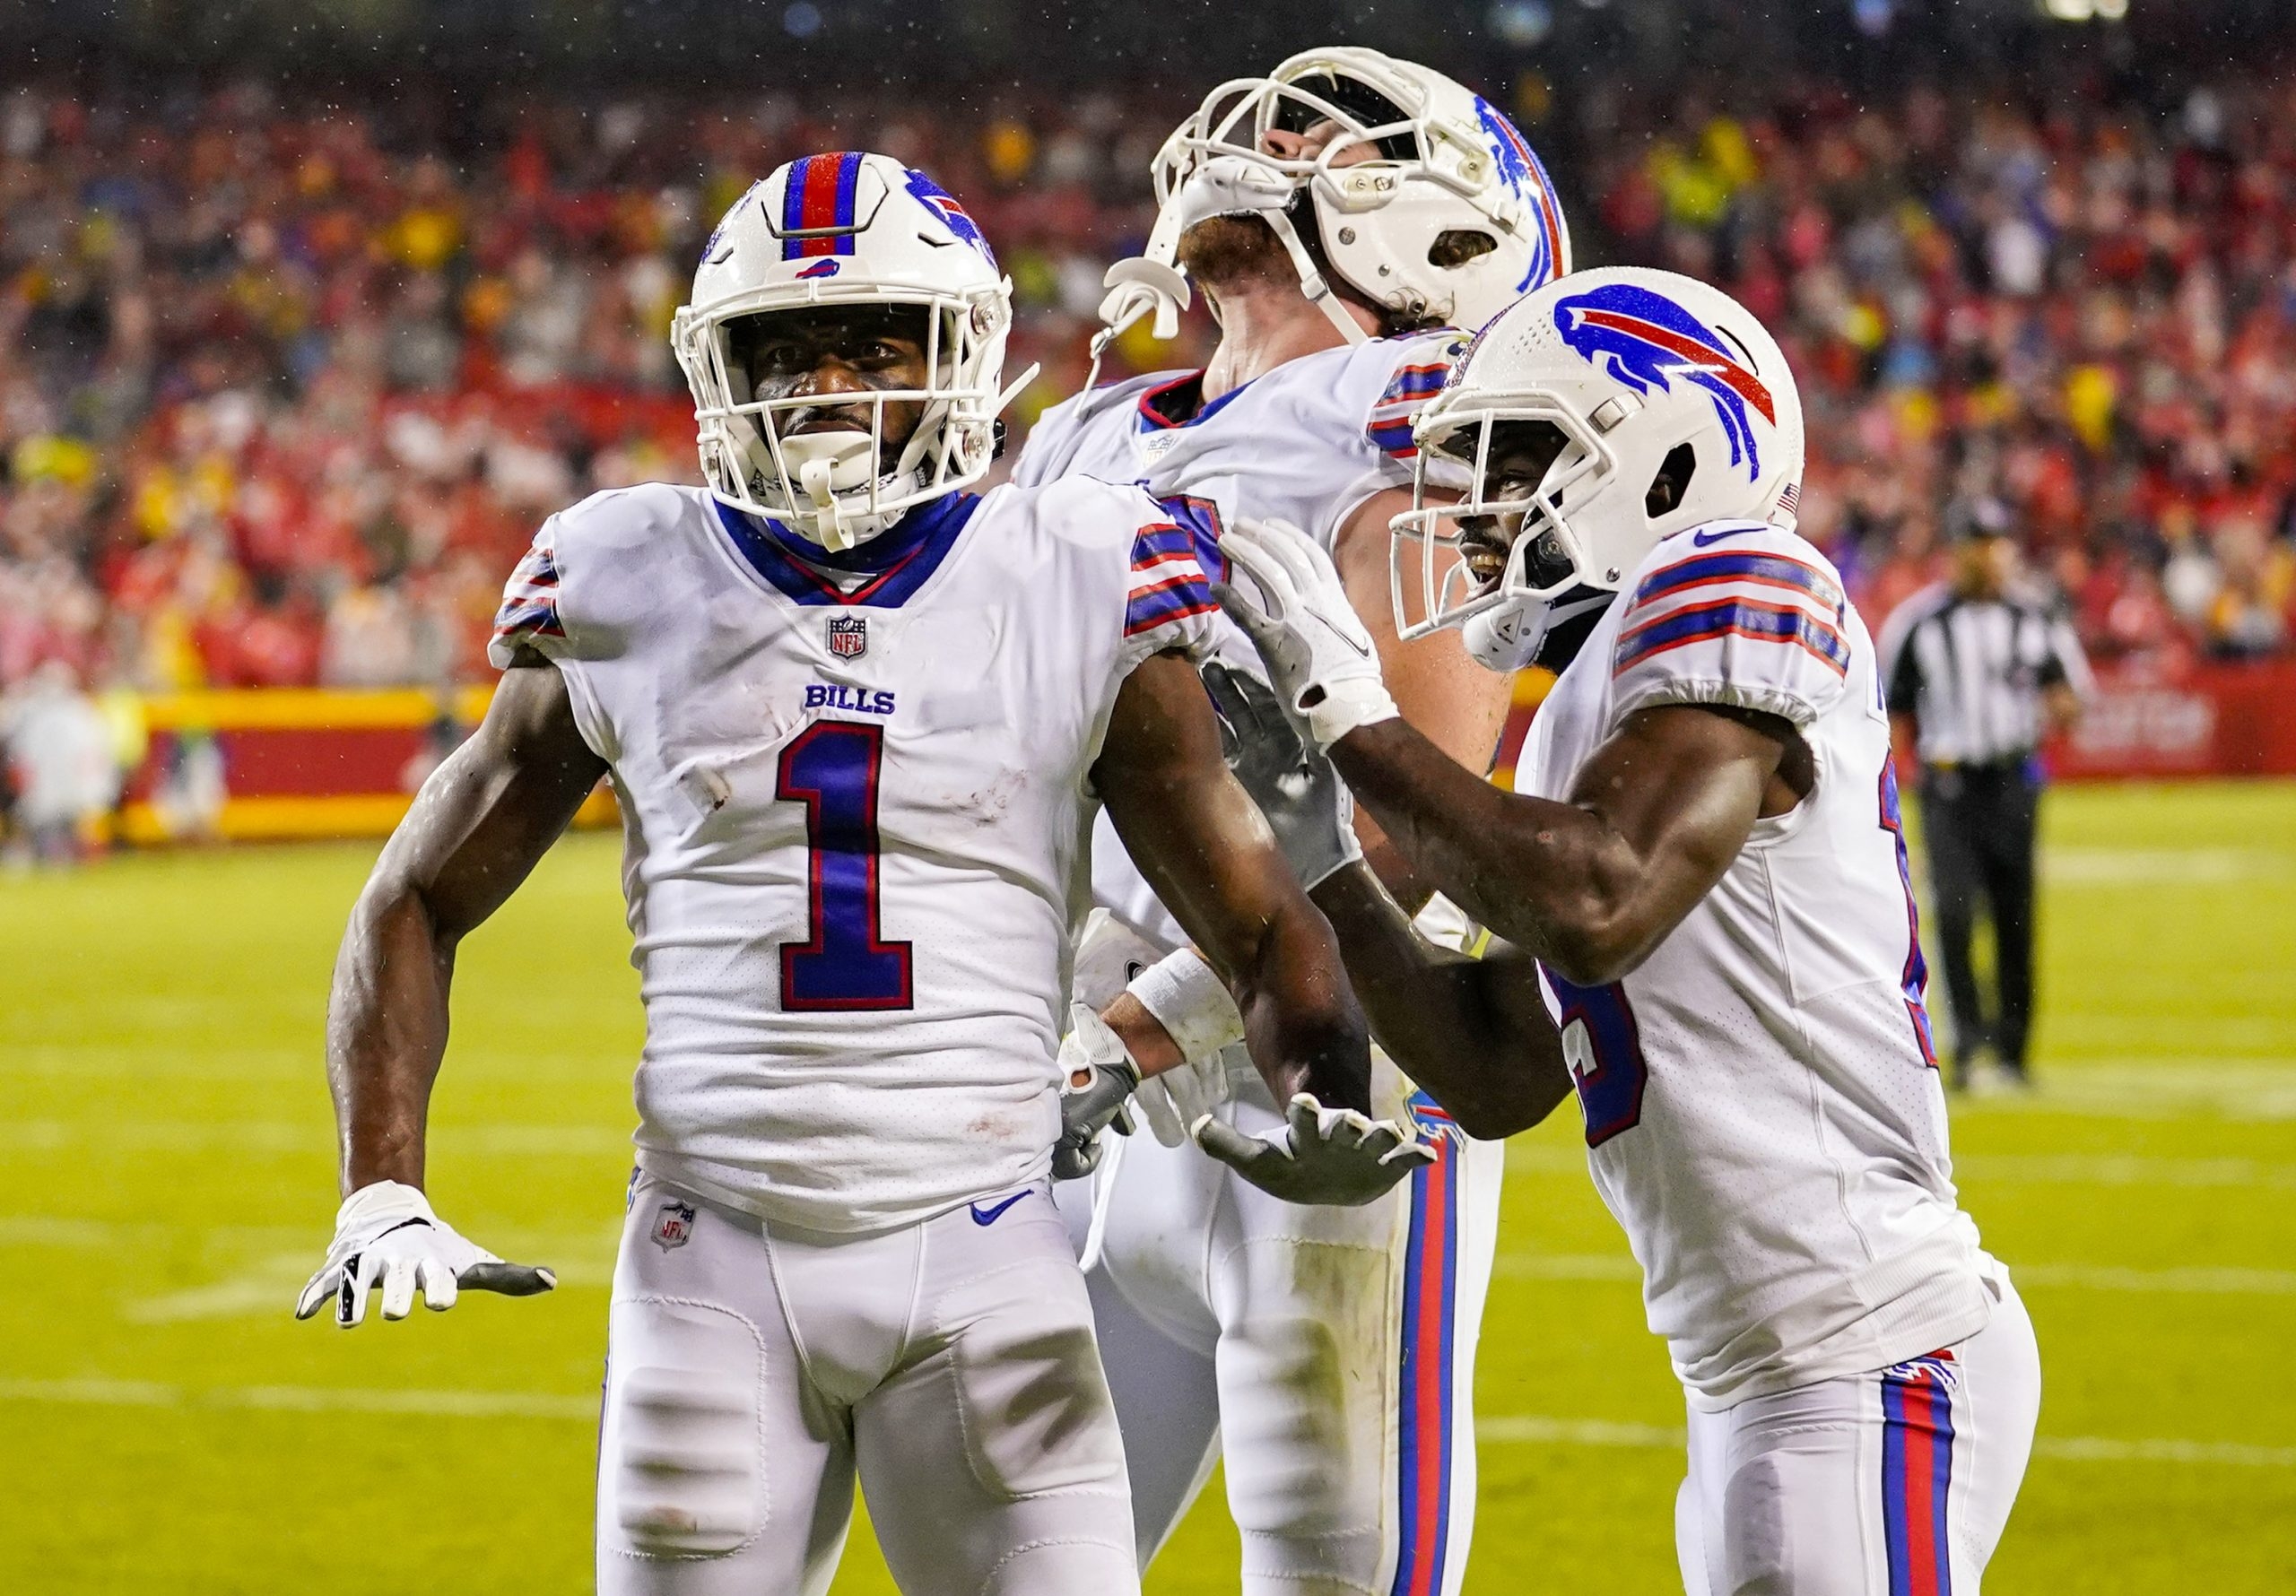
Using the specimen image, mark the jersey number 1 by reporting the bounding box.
[777,721,913,1011]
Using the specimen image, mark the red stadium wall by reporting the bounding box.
[109,659,2296,846]
[2043,658,2296,780]
[117,689,615,842]
[1494,660,2296,789]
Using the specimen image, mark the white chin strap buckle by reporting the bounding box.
[778,430,876,552]
[798,457,839,511]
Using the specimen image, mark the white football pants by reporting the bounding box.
[1057,1054,1504,1596]
[596,1176,1138,1596]
[1676,1276,2041,1596]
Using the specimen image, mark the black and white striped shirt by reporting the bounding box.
[1878,584,2092,767]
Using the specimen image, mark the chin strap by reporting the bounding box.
[993,360,1043,417]
[1262,206,1370,349]
[797,458,853,553]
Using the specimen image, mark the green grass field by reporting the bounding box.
[4,779,2293,1592]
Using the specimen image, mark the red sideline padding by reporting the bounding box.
[134,726,434,800]
[1498,658,2296,786]
[2045,657,2296,779]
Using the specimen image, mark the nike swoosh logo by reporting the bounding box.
[970,1193,1029,1226]
[1692,526,1744,547]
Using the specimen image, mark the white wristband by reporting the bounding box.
[1129,949,1246,1066]
[336,1179,432,1229]
[1304,678,1400,750]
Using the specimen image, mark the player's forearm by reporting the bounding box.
[1100,992,1186,1076]
[1356,654,1514,912]
[1231,903,1374,1115]
[326,866,457,1193]
[318,668,604,1195]
[1331,718,1648,983]
[1310,863,1573,1139]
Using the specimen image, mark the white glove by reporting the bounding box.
[1203,660,1362,889]
[1052,1004,1143,1181]
[1135,1051,1232,1148]
[295,1181,555,1328]
[1193,1095,1438,1207]
[1213,518,1399,750]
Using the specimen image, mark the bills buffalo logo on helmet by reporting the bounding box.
[1472,97,1564,292]
[902,168,996,267]
[1552,283,1777,481]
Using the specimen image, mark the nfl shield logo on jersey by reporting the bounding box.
[652,1200,697,1252]
[827,614,868,658]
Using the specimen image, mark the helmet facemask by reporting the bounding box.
[674,285,1010,554]
[1389,400,1620,650]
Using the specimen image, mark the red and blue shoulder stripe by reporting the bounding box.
[1614,595,1851,677]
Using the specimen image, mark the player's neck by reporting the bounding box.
[1199,280,1381,402]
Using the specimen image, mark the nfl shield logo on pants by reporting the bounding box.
[827,615,867,658]
[651,1201,696,1252]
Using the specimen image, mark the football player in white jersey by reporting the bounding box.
[290,152,1398,1596]
[1208,267,2041,1595]
[1013,47,1571,1596]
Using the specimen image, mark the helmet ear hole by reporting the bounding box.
[1429,230,1497,267]
[1646,442,1697,519]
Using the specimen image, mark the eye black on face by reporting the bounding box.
[729,306,932,387]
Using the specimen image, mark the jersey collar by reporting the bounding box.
[713,493,980,609]
[1135,370,1253,432]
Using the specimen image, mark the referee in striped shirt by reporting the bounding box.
[1879,499,2092,1090]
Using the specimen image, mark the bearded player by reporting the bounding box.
[291,152,1392,1596]
[1212,267,2039,1595]
[1014,48,1570,1596]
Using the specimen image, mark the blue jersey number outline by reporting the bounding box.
[1544,967,1648,1146]
[777,720,914,1011]
[1876,760,1940,1066]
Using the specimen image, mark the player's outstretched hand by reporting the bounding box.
[1202,661,1362,889]
[1051,1003,1144,1181]
[1212,518,1399,750]
[295,1180,555,1329]
[1192,1094,1437,1207]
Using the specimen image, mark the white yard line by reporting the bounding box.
[122,1250,615,1323]
[4,1379,2274,1466]
[10,1121,633,1157]
[1505,1142,2296,1187]
[2039,847,2292,886]
[0,1377,594,1421]
[1478,1414,2296,1468]
[1956,1151,2296,1188]
[1492,1253,2296,1296]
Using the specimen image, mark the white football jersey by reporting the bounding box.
[1516,518,1998,1409]
[1013,332,1465,951]
[488,480,1217,1233]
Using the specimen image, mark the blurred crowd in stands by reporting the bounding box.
[3,64,2295,749]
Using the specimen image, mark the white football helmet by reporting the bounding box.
[1090,48,1571,378]
[1392,267,1806,671]
[671,152,1034,552]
